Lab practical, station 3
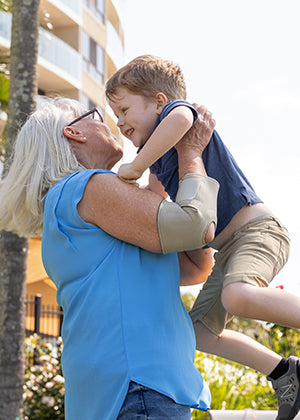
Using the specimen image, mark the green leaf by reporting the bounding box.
[0,75,9,105]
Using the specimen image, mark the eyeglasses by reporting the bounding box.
[67,107,104,126]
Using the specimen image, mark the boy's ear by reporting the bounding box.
[155,92,168,114]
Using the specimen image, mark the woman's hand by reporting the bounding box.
[175,104,216,179]
[175,104,216,156]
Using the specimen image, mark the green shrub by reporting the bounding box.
[191,352,277,418]
[24,313,299,419]
[181,293,299,417]
[23,334,65,419]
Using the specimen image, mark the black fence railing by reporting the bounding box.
[25,294,63,339]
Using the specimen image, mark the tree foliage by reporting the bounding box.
[0,0,12,12]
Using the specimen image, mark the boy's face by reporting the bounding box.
[108,88,160,148]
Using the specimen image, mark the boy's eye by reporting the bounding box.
[121,107,128,114]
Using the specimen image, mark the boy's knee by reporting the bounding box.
[221,283,255,317]
[193,321,219,352]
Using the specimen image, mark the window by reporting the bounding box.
[82,31,105,84]
[81,94,104,117]
[83,0,105,23]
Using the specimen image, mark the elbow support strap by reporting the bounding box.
[157,174,219,254]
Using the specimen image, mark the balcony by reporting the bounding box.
[0,12,81,90]
[106,20,124,70]
[110,0,125,20]
[39,27,82,89]
[83,0,104,23]
[45,0,82,24]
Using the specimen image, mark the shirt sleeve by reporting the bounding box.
[157,100,198,127]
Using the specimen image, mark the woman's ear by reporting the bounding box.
[155,92,168,114]
[63,126,87,143]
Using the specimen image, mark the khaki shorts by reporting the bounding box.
[189,216,290,336]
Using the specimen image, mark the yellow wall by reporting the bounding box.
[26,237,61,336]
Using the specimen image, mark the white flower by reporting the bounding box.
[45,381,54,389]
[57,337,63,345]
[36,374,44,383]
[46,343,53,351]
[30,365,43,373]
[40,355,51,362]
[53,375,65,384]
[41,396,55,407]
[23,390,34,400]
[45,363,53,371]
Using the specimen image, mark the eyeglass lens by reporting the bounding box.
[93,108,103,122]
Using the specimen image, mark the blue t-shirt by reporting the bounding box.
[150,100,262,236]
[41,169,211,420]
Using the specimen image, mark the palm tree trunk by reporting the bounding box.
[0,1,40,419]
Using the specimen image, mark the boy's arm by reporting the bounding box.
[118,106,194,181]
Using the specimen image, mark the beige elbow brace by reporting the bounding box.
[157,174,219,254]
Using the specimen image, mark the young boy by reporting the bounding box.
[106,55,300,420]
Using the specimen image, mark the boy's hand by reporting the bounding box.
[118,163,143,183]
[175,104,216,155]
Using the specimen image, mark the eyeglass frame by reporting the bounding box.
[67,107,104,126]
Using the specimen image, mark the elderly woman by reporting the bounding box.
[0,98,219,420]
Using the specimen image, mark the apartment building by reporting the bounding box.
[0,0,125,336]
[0,0,124,134]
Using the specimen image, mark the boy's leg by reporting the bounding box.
[193,321,281,375]
[188,246,280,374]
[190,216,300,420]
[219,216,300,329]
[193,321,300,420]
[222,282,300,329]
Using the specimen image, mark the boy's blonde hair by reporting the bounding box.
[106,55,187,101]
[0,98,86,237]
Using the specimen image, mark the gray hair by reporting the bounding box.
[0,97,86,237]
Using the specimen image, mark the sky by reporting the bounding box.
[114,0,300,296]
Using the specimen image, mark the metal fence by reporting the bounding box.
[25,294,63,339]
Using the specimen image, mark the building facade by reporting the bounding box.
[0,0,125,336]
[0,0,124,135]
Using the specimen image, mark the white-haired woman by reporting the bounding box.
[0,98,219,420]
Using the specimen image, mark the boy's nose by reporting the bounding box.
[117,118,124,128]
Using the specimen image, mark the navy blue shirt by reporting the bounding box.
[150,100,262,236]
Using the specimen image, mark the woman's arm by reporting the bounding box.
[176,104,217,283]
[78,105,218,253]
[118,106,194,181]
[77,172,164,252]
[148,173,168,198]
[178,248,214,286]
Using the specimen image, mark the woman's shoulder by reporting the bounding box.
[45,170,116,215]
[50,169,114,193]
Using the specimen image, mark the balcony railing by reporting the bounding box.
[106,20,124,69]
[48,0,82,23]
[39,27,82,88]
[83,0,104,23]
[110,0,124,20]
[0,12,81,88]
